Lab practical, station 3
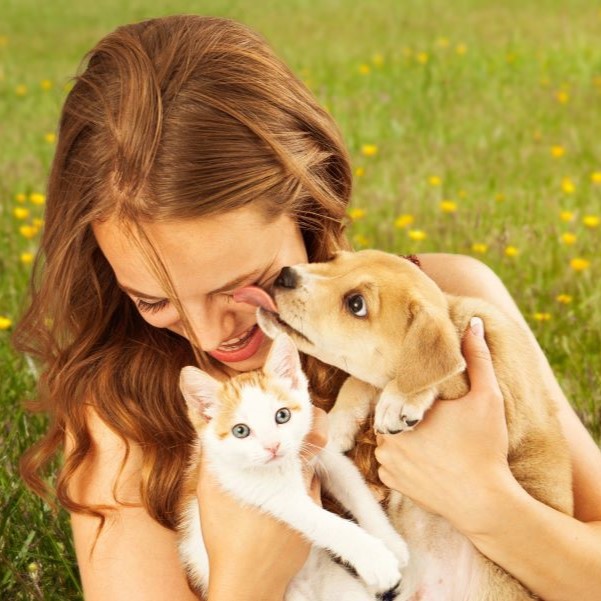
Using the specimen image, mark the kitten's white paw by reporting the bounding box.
[328,414,357,452]
[351,537,402,593]
[381,532,410,569]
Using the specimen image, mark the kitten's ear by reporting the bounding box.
[264,334,306,390]
[179,366,221,422]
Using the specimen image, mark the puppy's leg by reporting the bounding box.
[374,381,436,434]
[328,377,379,452]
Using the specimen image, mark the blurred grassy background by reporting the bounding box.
[1,0,600,598]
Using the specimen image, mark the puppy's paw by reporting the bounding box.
[374,387,436,434]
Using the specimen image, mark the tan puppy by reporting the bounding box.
[258,249,573,601]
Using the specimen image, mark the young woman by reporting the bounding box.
[14,14,601,601]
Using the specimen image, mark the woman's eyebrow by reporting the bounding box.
[117,284,165,300]
[117,268,265,300]
[207,268,264,295]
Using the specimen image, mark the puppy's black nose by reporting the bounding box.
[275,266,299,289]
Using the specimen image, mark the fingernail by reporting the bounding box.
[470,316,484,337]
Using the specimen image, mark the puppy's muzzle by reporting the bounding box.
[275,266,300,289]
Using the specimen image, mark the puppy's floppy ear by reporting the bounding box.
[395,304,466,395]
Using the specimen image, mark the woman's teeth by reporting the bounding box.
[218,326,256,350]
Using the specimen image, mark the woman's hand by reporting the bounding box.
[199,406,328,601]
[374,317,514,532]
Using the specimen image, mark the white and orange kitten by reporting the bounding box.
[177,333,409,601]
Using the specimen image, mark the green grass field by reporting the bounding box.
[1,0,600,598]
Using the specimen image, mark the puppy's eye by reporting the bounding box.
[232,423,250,438]
[345,294,367,317]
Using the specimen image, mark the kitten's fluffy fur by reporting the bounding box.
[177,334,409,600]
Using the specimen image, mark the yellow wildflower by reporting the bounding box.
[358,64,371,75]
[40,79,53,91]
[394,214,415,229]
[29,193,46,205]
[20,252,34,265]
[348,208,366,221]
[504,246,519,257]
[372,53,384,67]
[555,90,569,104]
[408,229,427,241]
[353,234,371,247]
[44,132,56,144]
[455,43,468,56]
[15,193,27,203]
[550,145,565,158]
[583,215,600,228]
[0,316,13,330]
[559,210,574,222]
[570,258,590,272]
[19,225,38,239]
[354,166,365,177]
[556,294,573,304]
[440,200,458,213]
[15,84,28,96]
[560,232,577,245]
[0,35,8,48]
[495,193,505,203]
[436,37,450,49]
[533,312,552,322]
[13,207,30,220]
[471,243,488,254]
[591,172,601,184]
[561,177,575,195]
[428,175,442,187]
[416,52,429,64]
[32,218,44,228]
[361,144,378,157]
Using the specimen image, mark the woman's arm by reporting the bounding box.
[374,253,601,601]
[68,407,327,601]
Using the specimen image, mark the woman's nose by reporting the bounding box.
[186,303,235,352]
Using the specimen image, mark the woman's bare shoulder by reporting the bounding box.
[64,404,142,506]
[416,252,517,310]
[65,406,200,600]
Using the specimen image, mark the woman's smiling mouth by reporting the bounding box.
[207,324,266,363]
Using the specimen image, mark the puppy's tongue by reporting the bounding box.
[233,286,278,313]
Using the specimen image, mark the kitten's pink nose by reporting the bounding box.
[266,442,281,456]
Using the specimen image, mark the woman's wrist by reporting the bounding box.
[207,571,286,601]
[450,466,527,540]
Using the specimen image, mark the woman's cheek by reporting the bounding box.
[137,307,181,330]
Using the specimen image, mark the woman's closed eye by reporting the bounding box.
[136,298,170,313]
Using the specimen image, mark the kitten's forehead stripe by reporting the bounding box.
[212,371,304,438]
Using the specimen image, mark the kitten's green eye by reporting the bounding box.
[232,423,250,438]
[275,408,291,424]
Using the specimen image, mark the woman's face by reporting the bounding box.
[93,206,308,373]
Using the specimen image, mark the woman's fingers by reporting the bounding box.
[463,316,503,400]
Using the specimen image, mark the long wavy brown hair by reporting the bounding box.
[13,14,380,532]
